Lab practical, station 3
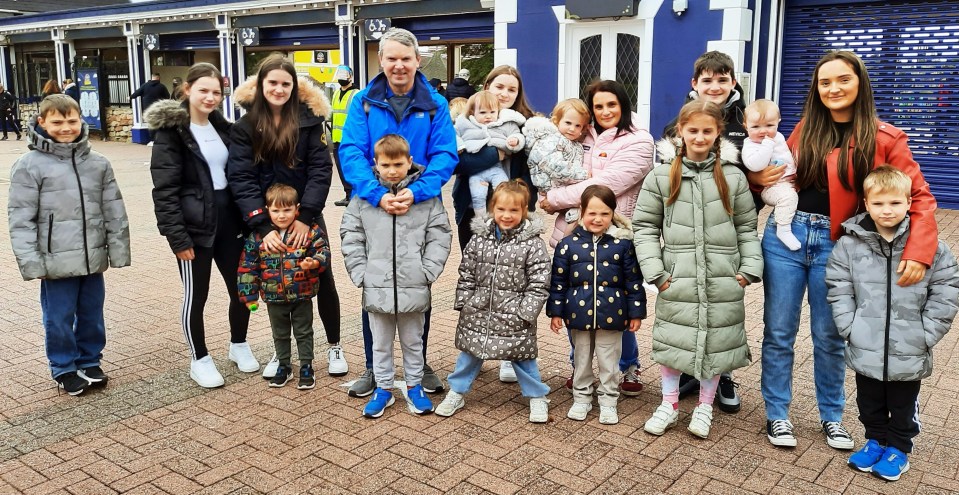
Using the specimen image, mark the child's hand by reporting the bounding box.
[550,317,564,334]
[507,136,519,148]
[736,274,748,288]
[300,257,320,270]
[628,318,642,333]
[658,277,671,292]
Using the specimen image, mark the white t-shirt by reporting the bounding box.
[190,122,229,190]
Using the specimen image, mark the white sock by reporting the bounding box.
[777,225,801,251]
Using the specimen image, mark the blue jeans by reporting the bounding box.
[40,274,106,379]
[567,330,639,372]
[447,351,550,398]
[468,165,509,210]
[363,309,431,370]
[761,212,846,422]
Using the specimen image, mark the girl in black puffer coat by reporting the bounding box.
[148,63,255,389]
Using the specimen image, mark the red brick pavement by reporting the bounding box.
[1,139,958,494]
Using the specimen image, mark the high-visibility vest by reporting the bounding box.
[331,87,358,144]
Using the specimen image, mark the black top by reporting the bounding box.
[795,121,853,216]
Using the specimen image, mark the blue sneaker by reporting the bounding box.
[362,388,395,418]
[872,446,910,481]
[848,439,886,472]
[406,384,434,415]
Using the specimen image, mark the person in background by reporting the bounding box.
[42,80,62,99]
[63,79,80,103]
[330,65,359,207]
[0,84,22,140]
[429,78,446,99]
[132,73,171,112]
[445,68,476,101]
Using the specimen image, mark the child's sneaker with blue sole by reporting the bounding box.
[362,388,395,418]
[848,439,885,472]
[406,384,434,415]
[872,446,909,481]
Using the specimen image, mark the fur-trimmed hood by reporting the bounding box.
[655,135,740,167]
[469,212,546,242]
[232,75,331,121]
[143,99,230,131]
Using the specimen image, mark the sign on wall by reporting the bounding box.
[77,68,102,131]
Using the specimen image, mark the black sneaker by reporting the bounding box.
[677,373,699,399]
[297,364,316,390]
[333,198,350,206]
[56,371,89,396]
[716,374,740,413]
[78,366,108,386]
[822,421,855,450]
[269,365,293,388]
[767,419,798,447]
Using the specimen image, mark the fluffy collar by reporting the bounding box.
[143,99,230,132]
[655,136,741,167]
[232,75,331,119]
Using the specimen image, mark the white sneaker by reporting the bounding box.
[687,403,713,438]
[228,342,260,372]
[327,345,349,377]
[567,402,592,421]
[499,361,517,383]
[435,391,465,417]
[529,397,549,423]
[262,353,279,379]
[190,355,224,388]
[599,405,619,425]
[643,402,679,435]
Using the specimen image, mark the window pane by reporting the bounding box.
[616,33,640,112]
[579,35,601,102]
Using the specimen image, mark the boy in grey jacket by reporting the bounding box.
[826,165,959,481]
[8,94,131,396]
[340,134,452,419]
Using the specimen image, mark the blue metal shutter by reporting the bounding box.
[781,1,959,208]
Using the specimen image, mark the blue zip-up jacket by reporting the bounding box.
[339,71,458,207]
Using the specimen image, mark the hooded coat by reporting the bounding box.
[547,215,647,331]
[825,213,959,382]
[454,214,551,360]
[146,99,240,253]
[131,79,171,111]
[523,115,588,192]
[631,138,762,379]
[8,117,131,280]
[445,77,476,101]
[454,108,526,154]
[229,76,333,237]
[340,164,453,314]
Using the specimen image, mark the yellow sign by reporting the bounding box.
[292,50,341,83]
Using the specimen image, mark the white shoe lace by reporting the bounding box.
[823,421,851,440]
[770,419,794,437]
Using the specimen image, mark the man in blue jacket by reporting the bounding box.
[339,27,458,398]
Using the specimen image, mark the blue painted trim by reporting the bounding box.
[393,13,494,40]
[260,24,339,46]
[509,1,563,115]
[753,0,774,100]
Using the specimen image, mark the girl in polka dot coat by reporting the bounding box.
[435,180,553,423]
[547,185,646,424]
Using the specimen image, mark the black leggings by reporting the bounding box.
[178,192,250,360]
[314,215,341,344]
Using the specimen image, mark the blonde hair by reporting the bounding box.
[449,97,468,120]
[489,179,531,220]
[265,183,299,208]
[744,98,781,123]
[550,98,589,127]
[863,165,911,200]
[466,91,499,118]
[668,100,733,215]
[374,134,411,161]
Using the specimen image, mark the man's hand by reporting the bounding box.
[747,164,787,188]
[287,220,310,249]
[550,316,564,334]
[897,259,927,287]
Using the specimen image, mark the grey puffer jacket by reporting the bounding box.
[825,213,959,381]
[454,214,551,360]
[454,108,526,154]
[8,117,131,281]
[340,164,452,314]
[632,140,762,379]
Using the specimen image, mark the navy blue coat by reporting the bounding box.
[547,223,647,331]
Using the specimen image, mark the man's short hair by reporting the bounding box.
[39,94,80,118]
[151,72,161,78]
[693,50,736,80]
[863,165,912,199]
[374,134,411,160]
[378,28,419,55]
[265,183,299,208]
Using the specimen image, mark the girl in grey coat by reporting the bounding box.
[633,101,762,439]
[435,180,552,423]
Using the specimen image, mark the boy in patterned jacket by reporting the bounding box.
[238,183,329,390]
[826,165,959,481]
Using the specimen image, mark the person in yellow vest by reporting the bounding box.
[331,65,358,206]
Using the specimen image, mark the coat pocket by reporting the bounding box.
[180,188,206,229]
[46,213,54,253]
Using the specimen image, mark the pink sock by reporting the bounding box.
[699,375,721,404]
[660,366,681,407]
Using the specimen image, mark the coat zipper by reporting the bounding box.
[70,149,91,274]
[882,239,892,381]
[279,230,289,301]
[592,234,599,330]
[393,211,399,320]
[47,214,54,253]
[482,238,502,358]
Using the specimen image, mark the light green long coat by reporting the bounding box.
[632,140,763,379]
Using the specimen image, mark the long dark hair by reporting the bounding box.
[248,53,300,167]
[585,80,634,138]
[183,63,223,119]
[794,51,878,195]
[668,100,733,215]
[483,65,534,118]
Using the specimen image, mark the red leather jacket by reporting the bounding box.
[788,119,938,266]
